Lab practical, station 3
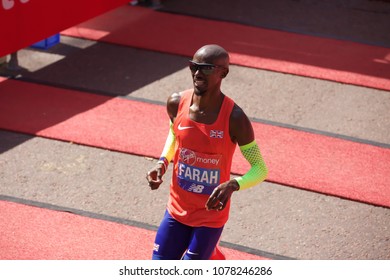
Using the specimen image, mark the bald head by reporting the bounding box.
[193,44,230,68]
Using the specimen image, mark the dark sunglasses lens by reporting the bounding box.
[189,63,198,72]
[189,62,214,75]
[201,66,214,75]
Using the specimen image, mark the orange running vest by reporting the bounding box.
[167,89,237,228]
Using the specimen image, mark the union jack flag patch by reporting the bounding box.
[210,130,224,138]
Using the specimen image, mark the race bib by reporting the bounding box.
[177,148,222,195]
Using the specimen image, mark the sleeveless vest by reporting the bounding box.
[167,89,237,228]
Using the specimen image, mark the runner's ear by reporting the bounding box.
[221,69,228,78]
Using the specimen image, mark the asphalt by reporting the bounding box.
[0,0,389,260]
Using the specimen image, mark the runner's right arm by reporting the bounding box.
[146,92,181,190]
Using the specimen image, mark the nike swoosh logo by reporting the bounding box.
[178,123,194,130]
[186,249,199,255]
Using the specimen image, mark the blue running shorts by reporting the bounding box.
[152,210,224,260]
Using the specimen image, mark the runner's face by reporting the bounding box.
[190,55,225,95]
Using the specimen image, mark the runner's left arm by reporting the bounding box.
[206,104,268,210]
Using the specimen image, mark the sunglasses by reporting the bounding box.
[188,60,226,75]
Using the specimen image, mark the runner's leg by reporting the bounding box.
[152,210,192,260]
[182,225,224,260]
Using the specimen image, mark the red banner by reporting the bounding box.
[0,0,129,57]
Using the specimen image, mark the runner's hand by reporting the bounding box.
[205,180,239,211]
[146,163,165,190]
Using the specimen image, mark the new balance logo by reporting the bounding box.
[188,184,205,193]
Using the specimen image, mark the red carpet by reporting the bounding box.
[62,5,390,91]
[1,77,389,208]
[0,200,266,260]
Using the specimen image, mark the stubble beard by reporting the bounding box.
[194,87,206,96]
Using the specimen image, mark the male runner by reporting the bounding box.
[146,44,268,260]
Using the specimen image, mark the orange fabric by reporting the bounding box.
[167,89,236,228]
[210,245,226,260]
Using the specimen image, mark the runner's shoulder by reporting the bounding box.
[167,92,181,106]
[167,90,187,120]
[230,103,248,125]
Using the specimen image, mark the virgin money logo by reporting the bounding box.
[2,0,30,10]
[179,148,196,165]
